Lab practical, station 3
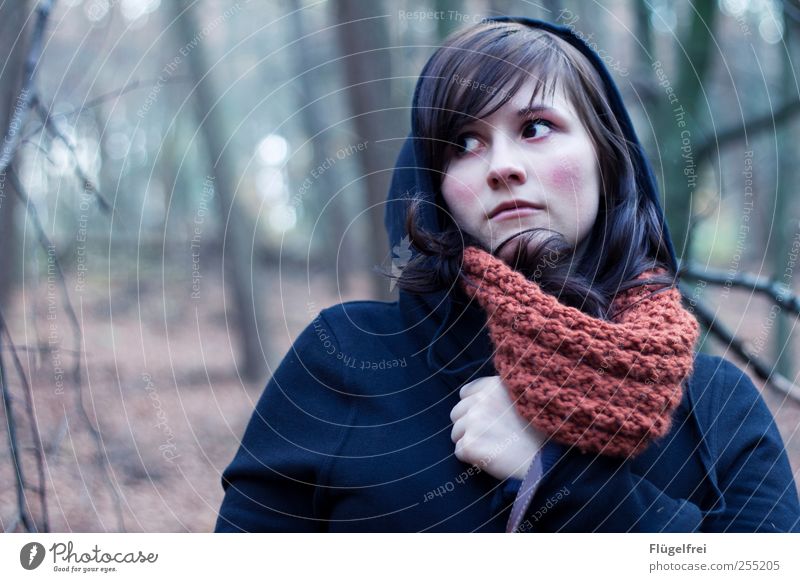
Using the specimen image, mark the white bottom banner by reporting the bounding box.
[1,533,797,581]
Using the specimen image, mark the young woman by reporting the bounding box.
[215,16,800,532]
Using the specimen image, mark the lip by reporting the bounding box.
[489,200,543,221]
[492,207,539,221]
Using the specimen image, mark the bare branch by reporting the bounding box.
[0,0,56,534]
[0,0,54,175]
[8,168,83,361]
[681,262,800,314]
[695,99,800,164]
[31,96,111,212]
[679,283,800,403]
[0,311,48,532]
[8,167,126,532]
[0,330,36,532]
[20,75,193,144]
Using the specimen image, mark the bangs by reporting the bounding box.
[415,23,582,178]
[443,33,563,138]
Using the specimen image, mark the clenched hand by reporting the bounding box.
[450,375,548,481]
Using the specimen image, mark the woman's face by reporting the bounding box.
[440,79,601,264]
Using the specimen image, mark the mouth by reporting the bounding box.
[489,201,543,221]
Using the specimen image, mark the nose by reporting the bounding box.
[485,140,527,190]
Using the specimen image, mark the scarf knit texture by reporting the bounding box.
[459,245,700,458]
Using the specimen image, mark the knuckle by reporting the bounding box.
[464,408,482,426]
[459,383,472,399]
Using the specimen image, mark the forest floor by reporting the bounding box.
[1,267,799,532]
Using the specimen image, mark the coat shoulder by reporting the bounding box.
[318,299,403,335]
[683,352,770,442]
[685,352,745,405]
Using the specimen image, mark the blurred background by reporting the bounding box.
[1,0,799,532]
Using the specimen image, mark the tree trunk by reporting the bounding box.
[168,1,266,382]
[287,0,355,294]
[772,17,798,380]
[661,0,717,259]
[0,1,30,311]
[332,0,401,300]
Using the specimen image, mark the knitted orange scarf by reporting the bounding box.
[459,245,700,458]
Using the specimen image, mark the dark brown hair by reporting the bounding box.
[395,21,674,319]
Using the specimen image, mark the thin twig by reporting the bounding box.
[0,312,48,532]
[0,331,36,532]
[0,0,56,535]
[20,75,194,143]
[0,0,126,533]
[31,96,111,212]
[8,167,126,531]
[8,168,83,368]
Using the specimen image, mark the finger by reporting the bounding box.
[459,377,489,399]
[450,416,467,444]
[459,375,502,399]
[453,433,475,463]
[453,437,464,461]
[458,380,477,400]
[454,433,481,466]
[449,394,479,423]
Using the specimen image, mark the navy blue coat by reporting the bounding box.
[215,16,800,533]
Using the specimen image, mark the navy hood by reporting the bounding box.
[384,16,678,384]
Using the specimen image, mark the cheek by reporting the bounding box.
[441,177,474,205]
[441,174,480,225]
[546,149,600,215]
[543,149,600,242]
[545,153,587,193]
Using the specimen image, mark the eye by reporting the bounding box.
[452,134,482,157]
[521,118,554,139]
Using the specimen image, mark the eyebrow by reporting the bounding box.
[517,105,559,116]
[457,104,563,131]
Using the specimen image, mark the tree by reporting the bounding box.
[168,0,266,382]
[0,1,30,310]
[332,0,402,300]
